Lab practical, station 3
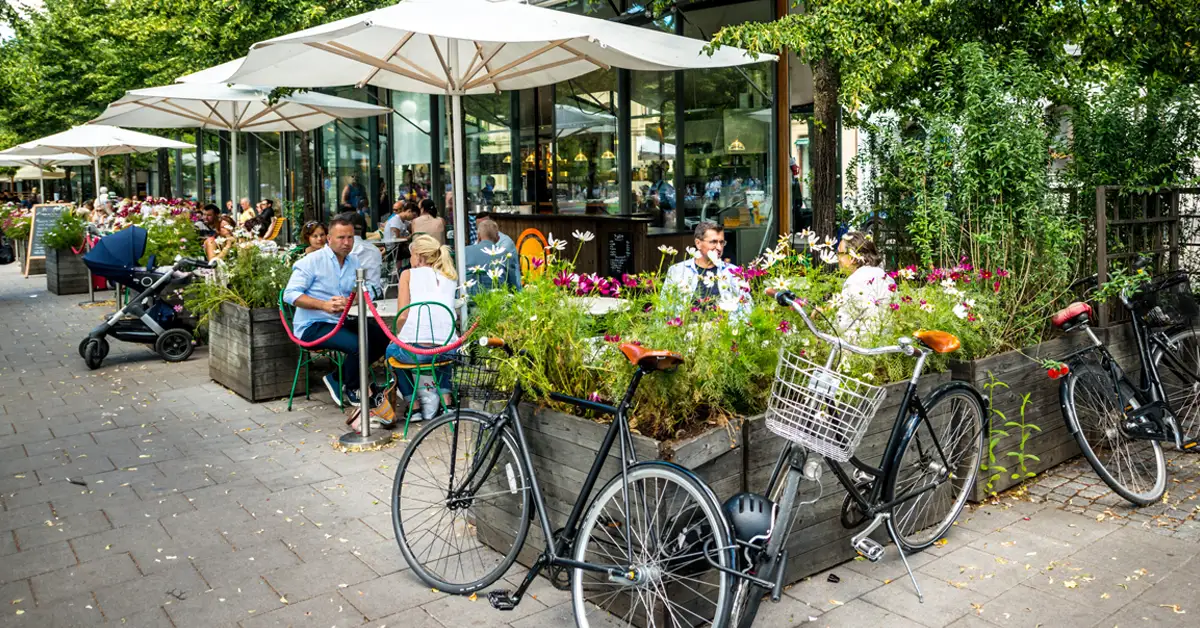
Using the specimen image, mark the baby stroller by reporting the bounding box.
[78,226,211,370]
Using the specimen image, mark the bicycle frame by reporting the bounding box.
[444,367,653,604]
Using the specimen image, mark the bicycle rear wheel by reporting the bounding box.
[887,382,986,551]
[571,463,733,628]
[1064,363,1166,505]
[1155,327,1200,445]
[392,409,531,594]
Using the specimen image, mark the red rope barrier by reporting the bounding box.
[361,291,479,356]
[278,292,357,348]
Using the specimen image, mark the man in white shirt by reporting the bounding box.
[384,200,415,239]
[661,221,750,319]
[340,211,384,298]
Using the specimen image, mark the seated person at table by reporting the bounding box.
[283,216,389,407]
[294,220,327,258]
[339,211,384,299]
[195,204,220,238]
[204,216,237,261]
[245,199,276,239]
[463,218,521,294]
[411,198,446,244]
[385,200,415,239]
[386,234,460,415]
[661,220,750,318]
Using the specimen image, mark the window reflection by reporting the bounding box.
[629,70,674,226]
[555,70,617,215]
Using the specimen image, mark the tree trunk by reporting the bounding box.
[123,153,133,197]
[811,58,842,239]
[157,148,172,198]
[299,130,316,222]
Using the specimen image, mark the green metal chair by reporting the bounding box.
[279,290,345,411]
[386,300,457,438]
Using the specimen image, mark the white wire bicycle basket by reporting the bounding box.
[765,349,887,462]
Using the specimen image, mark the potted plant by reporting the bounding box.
[182,239,296,401]
[43,209,90,295]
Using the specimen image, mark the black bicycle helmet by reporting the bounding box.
[723,492,776,546]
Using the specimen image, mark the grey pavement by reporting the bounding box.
[0,261,1198,627]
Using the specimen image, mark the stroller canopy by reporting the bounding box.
[83,226,147,270]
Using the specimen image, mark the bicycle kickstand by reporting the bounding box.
[850,513,924,603]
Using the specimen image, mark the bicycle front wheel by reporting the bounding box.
[1065,363,1166,505]
[392,409,531,594]
[887,382,986,551]
[1155,327,1200,445]
[572,463,733,628]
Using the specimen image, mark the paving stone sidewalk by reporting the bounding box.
[0,263,1198,627]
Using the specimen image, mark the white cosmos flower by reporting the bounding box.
[546,234,567,251]
[940,278,956,289]
[819,249,838,265]
[487,267,504,281]
[760,249,783,268]
[686,246,701,259]
[482,245,506,256]
[898,267,916,280]
[706,249,721,265]
[469,265,485,274]
[463,279,477,290]
[657,244,678,256]
[828,293,847,308]
[798,228,816,246]
[953,303,969,319]
[848,249,864,262]
[822,236,837,249]
[719,295,740,313]
[572,230,595,243]
[965,298,977,308]
[920,301,935,313]
[944,286,963,297]
[768,277,791,292]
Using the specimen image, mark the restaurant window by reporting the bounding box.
[629,70,675,224]
[464,93,513,212]
[320,88,372,220]
[173,131,198,202]
[392,91,433,205]
[554,69,618,215]
[518,87,555,211]
[256,132,283,209]
[200,131,223,208]
[681,0,775,261]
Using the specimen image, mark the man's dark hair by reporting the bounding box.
[335,211,366,236]
[329,215,356,232]
[402,199,419,214]
[262,198,274,209]
[419,198,438,217]
[203,203,219,214]
[694,220,724,240]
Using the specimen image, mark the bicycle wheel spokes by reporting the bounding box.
[1070,367,1165,504]
[574,467,729,628]
[890,389,984,550]
[393,411,531,593]
[1158,329,1200,444]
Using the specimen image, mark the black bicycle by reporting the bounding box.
[391,338,737,627]
[1051,267,1200,506]
[724,290,987,625]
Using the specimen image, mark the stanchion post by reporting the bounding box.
[339,268,390,450]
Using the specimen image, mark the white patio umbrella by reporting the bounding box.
[0,153,92,202]
[91,80,390,208]
[216,0,774,314]
[0,125,194,200]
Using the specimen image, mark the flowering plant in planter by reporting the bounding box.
[181,239,291,327]
[43,208,89,251]
[0,203,31,240]
[140,214,205,266]
[473,231,1001,440]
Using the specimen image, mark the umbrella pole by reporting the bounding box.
[231,131,238,218]
[450,92,468,325]
[94,158,101,202]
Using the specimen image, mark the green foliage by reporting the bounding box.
[43,209,87,250]
[980,374,1009,496]
[1004,391,1041,482]
[854,45,1081,350]
[182,242,291,328]
[140,216,204,266]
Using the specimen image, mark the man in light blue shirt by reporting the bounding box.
[463,218,521,295]
[284,216,389,407]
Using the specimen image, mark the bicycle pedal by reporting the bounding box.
[852,537,885,562]
[1181,439,1200,452]
[487,589,519,611]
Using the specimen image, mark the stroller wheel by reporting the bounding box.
[78,338,89,359]
[156,329,194,363]
[83,338,108,370]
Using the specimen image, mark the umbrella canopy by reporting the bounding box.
[92,81,391,134]
[13,165,67,181]
[1,125,193,201]
[220,0,773,93]
[0,153,93,168]
[215,0,774,320]
[90,80,389,205]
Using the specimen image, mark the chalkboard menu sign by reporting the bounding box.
[25,203,72,276]
[606,232,634,277]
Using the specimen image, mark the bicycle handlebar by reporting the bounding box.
[767,289,915,357]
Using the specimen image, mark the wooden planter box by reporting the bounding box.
[208,301,299,402]
[952,327,1140,500]
[14,239,44,275]
[46,248,89,295]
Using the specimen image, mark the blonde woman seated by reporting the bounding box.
[386,234,459,419]
[204,215,237,261]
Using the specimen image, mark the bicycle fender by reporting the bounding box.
[1059,377,1079,436]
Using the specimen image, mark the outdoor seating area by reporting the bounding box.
[4,1,1200,627]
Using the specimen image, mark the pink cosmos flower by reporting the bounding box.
[667,317,683,327]
[889,303,900,311]
[777,320,792,334]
